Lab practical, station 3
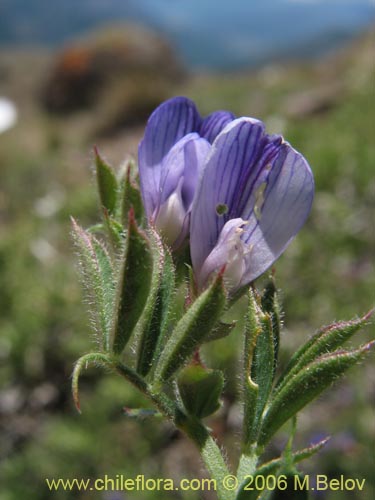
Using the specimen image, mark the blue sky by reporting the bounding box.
[1,0,374,69]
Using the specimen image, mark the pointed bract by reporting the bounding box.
[136,228,176,376]
[71,219,115,350]
[121,161,144,228]
[153,271,227,383]
[94,147,118,216]
[111,210,153,354]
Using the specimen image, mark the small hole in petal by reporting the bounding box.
[216,203,228,216]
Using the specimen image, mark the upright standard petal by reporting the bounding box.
[200,110,236,144]
[138,96,201,218]
[190,118,314,291]
[138,97,238,251]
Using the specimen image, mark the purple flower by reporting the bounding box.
[138,97,234,248]
[190,118,314,291]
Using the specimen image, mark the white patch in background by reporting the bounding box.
[34,189,65,218]
[0,97,18,134]
[29,238,57,264]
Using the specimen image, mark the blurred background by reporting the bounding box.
[0,1,374,499]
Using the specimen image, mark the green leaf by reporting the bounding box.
[103,210,125,252]
[251,313,275,440]
[242,289,262,447]
[253,436,330,478]
[228,282,251,308]
[94,147,118,215]
[275,311,373,394]
[111,211,153,355]
[136,228,176,376]
[173,245,193,285]
[87,223,105,234]
[177,365,224,418]
[71,219,115,349]
[204,320,237,343]
[72,352,111,412]
[258,341,375,446]
[290,436,330,465]
[241,289,275,446]
[121,161,144,227]
[261,278,282,376]
[151,244,176,360]
[153,272,227,383]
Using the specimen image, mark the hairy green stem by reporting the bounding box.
[237,448,258,484]
[242,289,262,447]
[114,361,231,500]
[177,414,232,500]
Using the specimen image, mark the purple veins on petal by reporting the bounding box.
[154,134,211,247]
[190,117,314,292]
[140,96,200,168]
[138,96,201,219]
[138,97,237,250]
[200,110,236,144]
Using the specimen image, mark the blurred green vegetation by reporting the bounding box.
[0,29,374,500]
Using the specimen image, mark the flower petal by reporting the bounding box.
[181,137,211,210]
[157,134,200,210]
[191,118,314,289]
[155,134,211,248]
[155,179,187,246]
[200,110,235,144]
[138,96,201,217]
[240,143,314,285]
[157,134,210,210]
[191,118,268,276]
[198,218,248,290]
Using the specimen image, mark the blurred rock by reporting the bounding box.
[41,24,185,130]
[0,386,25,414]
[282,83,345,119]
[29,382,58,410]
[94,71,171,136]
